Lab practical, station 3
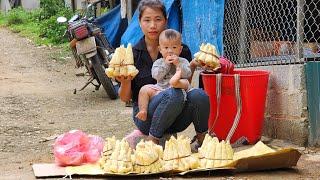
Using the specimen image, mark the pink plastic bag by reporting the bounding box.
[53,130,104,166]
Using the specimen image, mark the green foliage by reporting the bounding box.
[37,0,73,44]
[6,7,29,25]
[39,0,65,20]
[0,12,5,26]
[29,8,42,23]
[1,0,73,45]
[0,0,75,61]
[100,6,111,15]
[40,16,68,44]
[1,0,112,47]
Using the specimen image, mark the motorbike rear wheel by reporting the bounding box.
[91,55,118,99]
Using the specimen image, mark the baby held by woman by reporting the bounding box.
[135,29,192,121]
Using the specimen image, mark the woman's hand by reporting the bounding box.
[116,75,133,102]
[115,75,134,84]
[190,59,219,72]
[190,59,200,70]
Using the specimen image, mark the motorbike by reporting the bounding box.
[57,0,118,99]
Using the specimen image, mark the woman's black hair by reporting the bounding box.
[138,0,167,20]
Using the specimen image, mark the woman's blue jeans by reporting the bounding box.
[132,88,210,139]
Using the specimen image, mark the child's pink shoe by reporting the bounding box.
[125,129,147,149]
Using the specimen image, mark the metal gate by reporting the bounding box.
[306,61,320,146]
[223,0,320,67]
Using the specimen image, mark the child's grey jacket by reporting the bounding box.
[151,57,191,90]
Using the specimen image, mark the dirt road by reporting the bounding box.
[0,27,320,179]
[0,27,134,179]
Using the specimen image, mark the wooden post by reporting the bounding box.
[1,0,12,13]
[296,0,305,62]
[127,0,132,23]
[96,1,101,17]
[239,0,248,65]
[71,0,76,12]
[108,0,115,9]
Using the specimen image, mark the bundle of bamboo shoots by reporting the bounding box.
[132,140,163,174]
[105,43,139,78]
[162,135,199,171]
[193,43,220,70]
[99,136,117,169]
[198,134,234,168]
[102,139,134,174]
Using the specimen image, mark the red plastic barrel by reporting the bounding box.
[202,70,270,144]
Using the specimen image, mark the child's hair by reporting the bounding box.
[138,0,167,20]
[159,29,181,42]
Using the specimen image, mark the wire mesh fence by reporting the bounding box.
[223,0,320,67]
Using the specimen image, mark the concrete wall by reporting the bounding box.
[248,65,309,146]
[64,0,72,8]
[72,0,95,10]
[21,0,39,10]
[0,0,39,11]
[0,0,11,12]
[64,0,86,10]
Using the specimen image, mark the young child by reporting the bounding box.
[135,29,192,121]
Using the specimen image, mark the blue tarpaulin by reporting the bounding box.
[95,5,128,48]
[97,0,225,55]
[120,0,181,46]
[181,0,225,55]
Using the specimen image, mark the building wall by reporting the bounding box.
[0,0,11,12]
[64,0,72,8]
[21,0,40,10]
[64,0,99,11]
[73,0,95,10]
[248,64,309,146]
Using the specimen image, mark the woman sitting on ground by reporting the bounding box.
[116,0,210,149]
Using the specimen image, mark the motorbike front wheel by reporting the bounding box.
[91,55,118,99]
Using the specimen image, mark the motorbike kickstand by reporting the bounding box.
[92,82,100,90]
[78,76,95,91]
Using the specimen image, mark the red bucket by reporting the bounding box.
[202,70,270,144]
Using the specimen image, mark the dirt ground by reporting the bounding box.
[1,27,320,180]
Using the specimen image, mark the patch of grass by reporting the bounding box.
[1,6,72,46]
[0,13,6,26]
[6,7,28,25]
[49,44,73,63]
[8,22,54,46]
[2,8,43,43]
[39,14,70,44]
[0,6,74,63]
[1,1,108,62]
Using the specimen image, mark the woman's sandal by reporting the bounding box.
[190,135,202,153]
[125,129,147,149]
